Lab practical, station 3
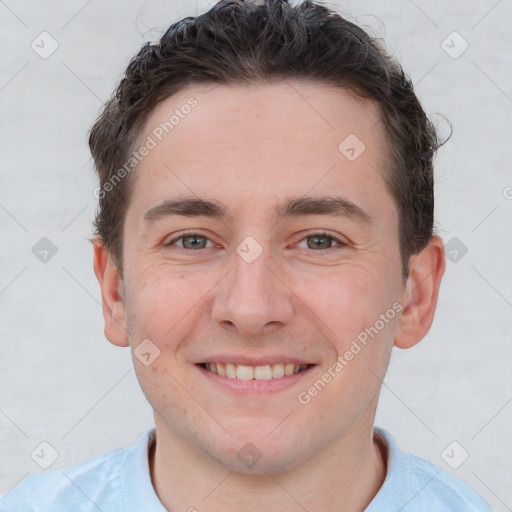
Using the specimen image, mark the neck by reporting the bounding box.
[149,416,387,512]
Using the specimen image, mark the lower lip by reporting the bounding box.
[196,364,315,394]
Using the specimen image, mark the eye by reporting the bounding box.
[164,231,215,250]
[163,230,347,252]
[297,231,347,251]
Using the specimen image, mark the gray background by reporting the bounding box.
[1,0,511,509]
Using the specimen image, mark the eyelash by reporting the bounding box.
[164,230,347,252]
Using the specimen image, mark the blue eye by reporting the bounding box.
[165,232,213,250]
[164,231,346,251]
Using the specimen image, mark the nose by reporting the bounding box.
[211,243,294,336]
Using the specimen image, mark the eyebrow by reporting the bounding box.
[142,195,372,226]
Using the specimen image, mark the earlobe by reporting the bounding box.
[92,238,130,347]
[394,235,446,349]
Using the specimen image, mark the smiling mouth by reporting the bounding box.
[198,362,314,380]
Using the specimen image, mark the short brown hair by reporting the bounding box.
[88,0,445,280]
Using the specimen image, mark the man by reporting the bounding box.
[0,0,493,510]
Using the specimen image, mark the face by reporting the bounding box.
[117,81,407,473]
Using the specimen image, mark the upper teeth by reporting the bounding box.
[204,362,309,380]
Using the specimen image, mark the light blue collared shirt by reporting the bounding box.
[0,426,493,511]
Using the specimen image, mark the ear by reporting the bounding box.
[93,237,129,347]
[394,235,446,349]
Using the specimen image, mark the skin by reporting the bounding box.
[93,80,445,511]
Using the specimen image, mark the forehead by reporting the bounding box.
[129,80,395,226]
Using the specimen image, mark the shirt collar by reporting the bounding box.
[123,425,410,511]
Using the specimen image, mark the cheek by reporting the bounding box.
[126,264,211,345]
[291,262,400,403]
[293,264,395,345]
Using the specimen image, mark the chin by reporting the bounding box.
[214,445,308,475]
[207,427,313,475]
